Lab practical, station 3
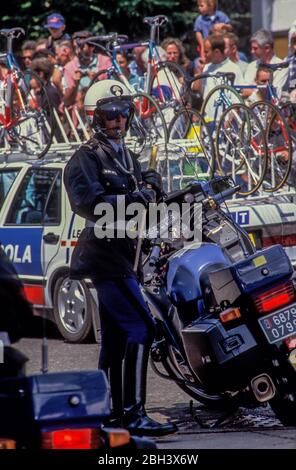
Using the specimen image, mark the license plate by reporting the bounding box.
[258,302,296,344]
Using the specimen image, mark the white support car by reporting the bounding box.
[228,197,296,268]
[0,153,99,343]
[1,152,296,343]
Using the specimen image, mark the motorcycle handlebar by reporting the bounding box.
[208,185,241,204]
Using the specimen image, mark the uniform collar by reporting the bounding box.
[107,139,123,154]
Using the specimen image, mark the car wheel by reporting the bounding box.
[53,275,94,343]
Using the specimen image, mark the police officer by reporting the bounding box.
[64,80,177,437]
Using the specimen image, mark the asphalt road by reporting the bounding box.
[15,318,296,451]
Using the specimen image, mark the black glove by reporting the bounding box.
[141,169,163,198]
[127,187,156,206]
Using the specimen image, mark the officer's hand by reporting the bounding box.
[128,188,156,206]
[141,170,163,198]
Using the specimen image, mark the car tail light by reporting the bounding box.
[219,307,241,323]
[0,438,16,449]
[253,282,295,314]
[103,429,130,448]
[41,428,104,449]
[262,234,296,248]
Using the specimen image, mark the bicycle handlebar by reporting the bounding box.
[260,61,289,71]
[78,34,128,48]
[0,27,25,39]
[205,185,241,205]
[188,71,235,87]
[143,15,168,27]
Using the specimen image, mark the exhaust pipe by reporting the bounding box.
[251,374,276,402]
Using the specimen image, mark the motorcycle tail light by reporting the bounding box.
[219,307,241,323]
[0,438,16,449]
[103,428,131,447]
[253,281,295,314]
[41,428,104,449]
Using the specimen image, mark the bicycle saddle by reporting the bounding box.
[0,28,25,38]
[143,15,168,26]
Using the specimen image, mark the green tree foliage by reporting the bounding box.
[0,0,250,57]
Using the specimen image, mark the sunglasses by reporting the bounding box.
[101,107,131,121]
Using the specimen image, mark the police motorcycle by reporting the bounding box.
[0,248,155,449]
[141,176,296,426]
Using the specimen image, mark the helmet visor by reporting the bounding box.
[98,100,133,121]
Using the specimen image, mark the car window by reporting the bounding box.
[0,169,20,208]
[6,168,62,225]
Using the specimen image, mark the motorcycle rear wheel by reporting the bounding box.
[160,343,232,409]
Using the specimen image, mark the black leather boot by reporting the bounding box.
[123,343,178,437]
[100,360,123,427]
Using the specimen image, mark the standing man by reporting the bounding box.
[192,33,245,119]
[64,80,177,437]
[244,29,288,97]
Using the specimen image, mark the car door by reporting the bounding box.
[0,166,65,305]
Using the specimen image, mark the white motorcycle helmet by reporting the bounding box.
[84,79,134,132]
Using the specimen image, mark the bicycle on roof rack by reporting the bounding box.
[0,28,54,159]
[80,16,190,146]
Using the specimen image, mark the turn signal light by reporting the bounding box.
[42,428,103,449]
[219,307,241,323]
[253,282,295,314]
[104,428,130,447]
[0,438,16,449]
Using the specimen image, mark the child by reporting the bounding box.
[194,0,231,60]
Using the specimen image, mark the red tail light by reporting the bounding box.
[262,234,296,248]
[253,282,295,314]
[42,428,103,449]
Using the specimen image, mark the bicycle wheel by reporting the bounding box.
[149,60,188,127]
[201,84,244,131]
[251,101,293,192]
[279,101,296,143]
[168,108,215,179]
[128,91,168,151]
[215,103,268,196]
[9,70,54,158]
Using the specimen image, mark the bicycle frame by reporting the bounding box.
[0,30,38,131]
